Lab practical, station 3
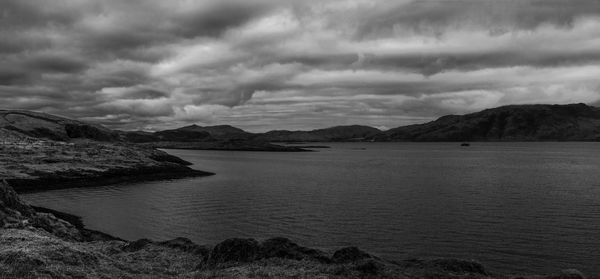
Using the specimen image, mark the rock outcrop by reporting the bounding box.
[332,246,373,263]
[205,237,330,267]
[0,180,34,218]
[1,180,82,241]
[259,237,330,263]
[0,229,199,279]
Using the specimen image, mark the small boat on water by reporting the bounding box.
[460,143,470,147]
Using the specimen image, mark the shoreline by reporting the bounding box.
[141,141,313,152]
[4,176,592,278]
[31,205,127,242]
[9,164,214,194]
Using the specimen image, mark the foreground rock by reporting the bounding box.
[204,237,330,266]
[1,180,82,241]
[0,229,201,278]
[1,232,590,278]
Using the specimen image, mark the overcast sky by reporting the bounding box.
[2,0,600,131]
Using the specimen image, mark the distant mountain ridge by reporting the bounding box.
[374,103,600,141]
[176,124,248,136]
[123,124,381,144]
[143,104,600,142]
[122,124,253,143]
[254,125,381,142]
[3,103,600,144]
[172,124,253,141]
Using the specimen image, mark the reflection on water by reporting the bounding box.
[23,142,600,275]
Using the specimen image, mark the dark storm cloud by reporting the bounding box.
[0,68,29,85]
[122,88,169,100]
[1,0,600,131]
[25,53,88,73]
[172,1,275,38]
[353,50,600,75]
[0,0,82,28]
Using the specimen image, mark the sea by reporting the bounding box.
[22,142,600,275]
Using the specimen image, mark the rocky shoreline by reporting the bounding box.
[8,164,212,193]
[144,141,312,152]
[0,132,214,193]
[0,179,592,279]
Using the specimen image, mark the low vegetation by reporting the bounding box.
[0,129,210,193]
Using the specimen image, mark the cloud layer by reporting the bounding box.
[1,0,600,131]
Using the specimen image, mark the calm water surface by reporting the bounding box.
[23,143,600,275]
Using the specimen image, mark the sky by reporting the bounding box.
[1,0,600,132]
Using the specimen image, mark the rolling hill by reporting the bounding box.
[4,103,600,146]
[374,103,600,141]
[0,110,119,142]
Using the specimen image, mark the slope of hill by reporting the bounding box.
[121,124,313,151]
[154,129,213,142]
[151,124,253,142]
[375,103,600,142]
[255,125,381,142]
[0,110,119,142]
[0,110,212,192]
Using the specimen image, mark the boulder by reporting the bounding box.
[428,258,488,275]
[332,246,372,263]
[0,181,83,240]
[207,238,260,265]
[0,180,34,217]
[0,180,33,228]
[122,239,153,252]
[159,237,210,257]
[206,237,333,266]
[30,213,83,241]
[354,259,382,274]
[259,237,330,263]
